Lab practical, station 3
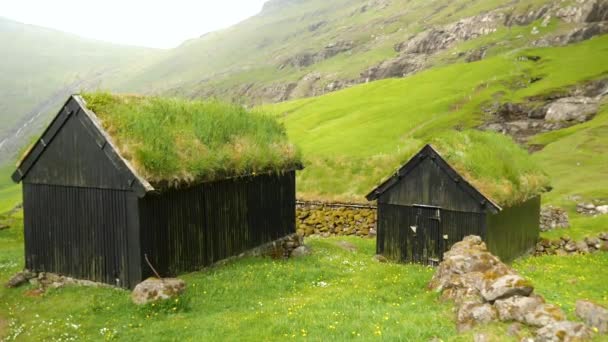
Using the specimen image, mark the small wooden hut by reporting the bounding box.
[12,93,301,288]
[366,135,548,264]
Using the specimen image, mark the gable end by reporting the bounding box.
[12,95,152,197]
[366,145,501,213]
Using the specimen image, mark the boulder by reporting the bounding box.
[575,300,608,333]
[575,241,590,254]
[480,274,534,302]
[457,301,498,331]
[290,245,312,258]
[545,97,598,122]
[494,295,545,322]
[523,303,566,327]
[132,278,186,305]
[535,321,594,342]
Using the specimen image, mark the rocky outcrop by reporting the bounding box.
[544,96,599,122]
[396,12,503,55]
[279,41,354,69]
[480,78,607,144]
[534,232,608,256]
[430,236,596,340]
[296,201,377,237]
[131,278,186,305]
[540,206,570,232]
[361,54,426,81]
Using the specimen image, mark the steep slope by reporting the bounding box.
[266,34,608,201]
[122,0,608,105]
[0,17,161,164]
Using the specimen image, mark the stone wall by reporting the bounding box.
[296,201,376,237]
[429,235,597,341]
[535,232,608,255]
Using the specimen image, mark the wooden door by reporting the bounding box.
[413,206,444,266]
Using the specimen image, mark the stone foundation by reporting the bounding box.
[296,200,377,237]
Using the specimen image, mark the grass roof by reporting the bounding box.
[398,130,550,207]
[81,92,301,186]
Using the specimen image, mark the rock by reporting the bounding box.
[495,295,545,322]
[575,300,608,333]
[6,270,36,288]
[131,278,186,305]
[545,97,598,122]
[535,321,594,342]
[584,237,601,249]
[480,274,534,302]
[599,232,608,241]
[596,205,608,215]
[507,322,523,337]
[564,241,577,252]
[457,301,498,331]
[523,303,566,327]
[575,241,590,254]
[0,223,9,230]
[290,245,312,257]
[372,254,388,263]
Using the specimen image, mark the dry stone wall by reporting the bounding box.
[429,235,599,341]
[296,201,377,237]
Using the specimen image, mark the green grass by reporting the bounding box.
[1,217,607,341]
[265,35,608,201]
[81,92,301,184]
[0,164,20,215]
[514,253,608,318]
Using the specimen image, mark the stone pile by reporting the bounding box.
[534,232,608,256]
[576,202,608,216]
[429,235,597,341]
[296,201,376,238]
[6,270,111,289]
[539,206,570,232]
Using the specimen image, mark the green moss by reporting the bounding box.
[81,92,301,185]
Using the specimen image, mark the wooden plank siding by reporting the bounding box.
[23,184,133,287]
[138,171,296,278]
[377,204,486,264]
[486,196,541,262]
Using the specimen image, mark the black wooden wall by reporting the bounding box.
[377,204,486,264]
[23,184,138,287]
[486,196,540,262]
[138,171,296,278]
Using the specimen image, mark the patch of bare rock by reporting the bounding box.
[429,235,603,341]
[480,78,607,145]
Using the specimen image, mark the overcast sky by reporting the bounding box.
[1,0,269,49]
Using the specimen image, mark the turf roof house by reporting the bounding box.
[367,143,545,265]
[12,94,301,289]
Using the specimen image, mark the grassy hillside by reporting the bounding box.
[0,17,161,165]
[267,34,608,201]
[120,0,568,102]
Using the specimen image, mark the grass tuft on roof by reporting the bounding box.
[82,92,301,186]
[394,130,550,207]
